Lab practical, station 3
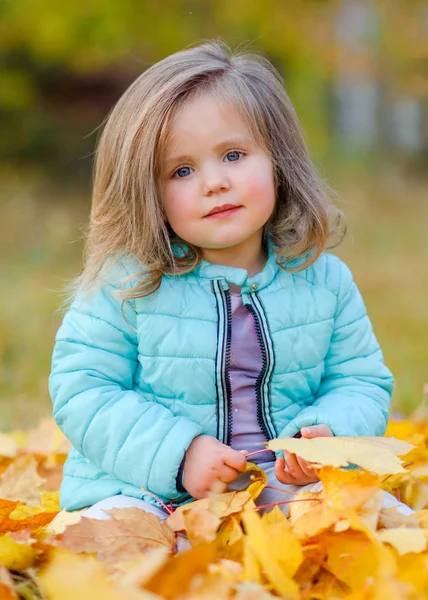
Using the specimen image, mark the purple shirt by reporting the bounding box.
[229,292,276,464]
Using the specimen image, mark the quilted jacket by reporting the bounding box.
[49,240,394,511]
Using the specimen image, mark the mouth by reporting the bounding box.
[204,204,242,218]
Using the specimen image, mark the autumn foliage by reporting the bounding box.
[0,416,427,599]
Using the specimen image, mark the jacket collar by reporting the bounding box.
[172,234,300,293]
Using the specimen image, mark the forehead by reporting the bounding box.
[164,92,258,150]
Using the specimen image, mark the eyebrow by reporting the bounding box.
[163,137,252,166]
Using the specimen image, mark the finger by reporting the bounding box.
[223,447,247,472]
[274,456,299,485]
[301,425,334,438]
[284,450,308,480]
[209,480,228,495]
[219,464,240,484]
[296,456,319,480]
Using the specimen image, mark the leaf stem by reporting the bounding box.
[140,488,173,515]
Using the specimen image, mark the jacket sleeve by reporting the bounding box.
[49,273,204,500]
[276,258,394,443]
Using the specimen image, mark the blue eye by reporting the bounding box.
[225,150,243,162]
[173,166,193,178]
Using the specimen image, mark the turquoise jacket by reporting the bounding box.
[49,242,393,511]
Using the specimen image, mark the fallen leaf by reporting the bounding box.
[39,549,157,600]
[0,531,39,570]
[242,462,267,501]
[215,516,244,562]
[44,508,86,536]
[25,417,71,461]
[0,564,18,600]
[0,455,45,506]
[61,508,175,564]
[0,434,18,459]
[378,507,421,529]
[167,490,251,533]
[377,528,427,555]
[268,436,414,475]
[241,507,300,599]
[144,541,217,599]
[289,468,381,539]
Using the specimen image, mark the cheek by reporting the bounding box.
[244,171,276,208]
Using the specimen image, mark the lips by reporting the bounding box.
[205,204,241,217]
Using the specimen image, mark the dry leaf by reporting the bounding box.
[242,462,267,501]
[377,528,427,555]
[61,508,175,564]
[0,531,39,570]
[289,468,381,539]
[241,507,300,599]
[378,507,421,529]
[39,549,157,600]
[0,434,18,459]
[0,564,18,600]
[144,541,217,599]
[44,508,86,536]
[0,455,45,505]
[268,436,414,475]
[167,490,251,533]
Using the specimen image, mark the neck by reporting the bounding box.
[202,233,267,277]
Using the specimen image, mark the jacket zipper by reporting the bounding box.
[211,280,277,446]
[244,292,277,441]
[211,280,233,445]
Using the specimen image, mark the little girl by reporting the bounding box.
[49,40,412,523]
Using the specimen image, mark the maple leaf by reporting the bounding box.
[0,530,40,570]
[377,528,427,555]
[268,435,415,475]
[0,565,18,600]
[215,516,244,562]
[242,462,268,501]
[167,490,252,535]
[144,541,217,599]
[0,455,45,506]
[289,468,382,539]
[60,507,175,564]
[39,549,156,600]
[241,506,300,599]
[0,434,18,459]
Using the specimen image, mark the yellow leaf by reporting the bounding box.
[241,507,300,599]
[323,530,381,591]
[216,516,244,562]
[0,455,44,506]
[289,468,381,539]
[261,505,286,526]
[144,541,217,599]
[241,536,262,585]
[167,490,251,533]
[243,462,267,501]
[0,564,18,600]
[377,528,427,555]
[0,434,18,459]
[0,532,38,570]
[43,508,85,536]
[40,491,61,513]
[268,436,414,475]
[39,549,155,600]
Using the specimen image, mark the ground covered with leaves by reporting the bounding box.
[0,416,427,600]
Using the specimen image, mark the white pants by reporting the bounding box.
[82,461,413,551]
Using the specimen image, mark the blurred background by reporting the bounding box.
[0,0,427,430]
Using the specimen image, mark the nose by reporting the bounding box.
[202,163,231,196]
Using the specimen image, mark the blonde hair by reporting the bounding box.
[66,39,346,306]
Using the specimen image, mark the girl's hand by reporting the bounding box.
[182,435,247,499]
[274,424,334,486]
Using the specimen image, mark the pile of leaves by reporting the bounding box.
[0,415,427,600]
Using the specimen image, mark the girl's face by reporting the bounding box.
[160,94,276,265]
